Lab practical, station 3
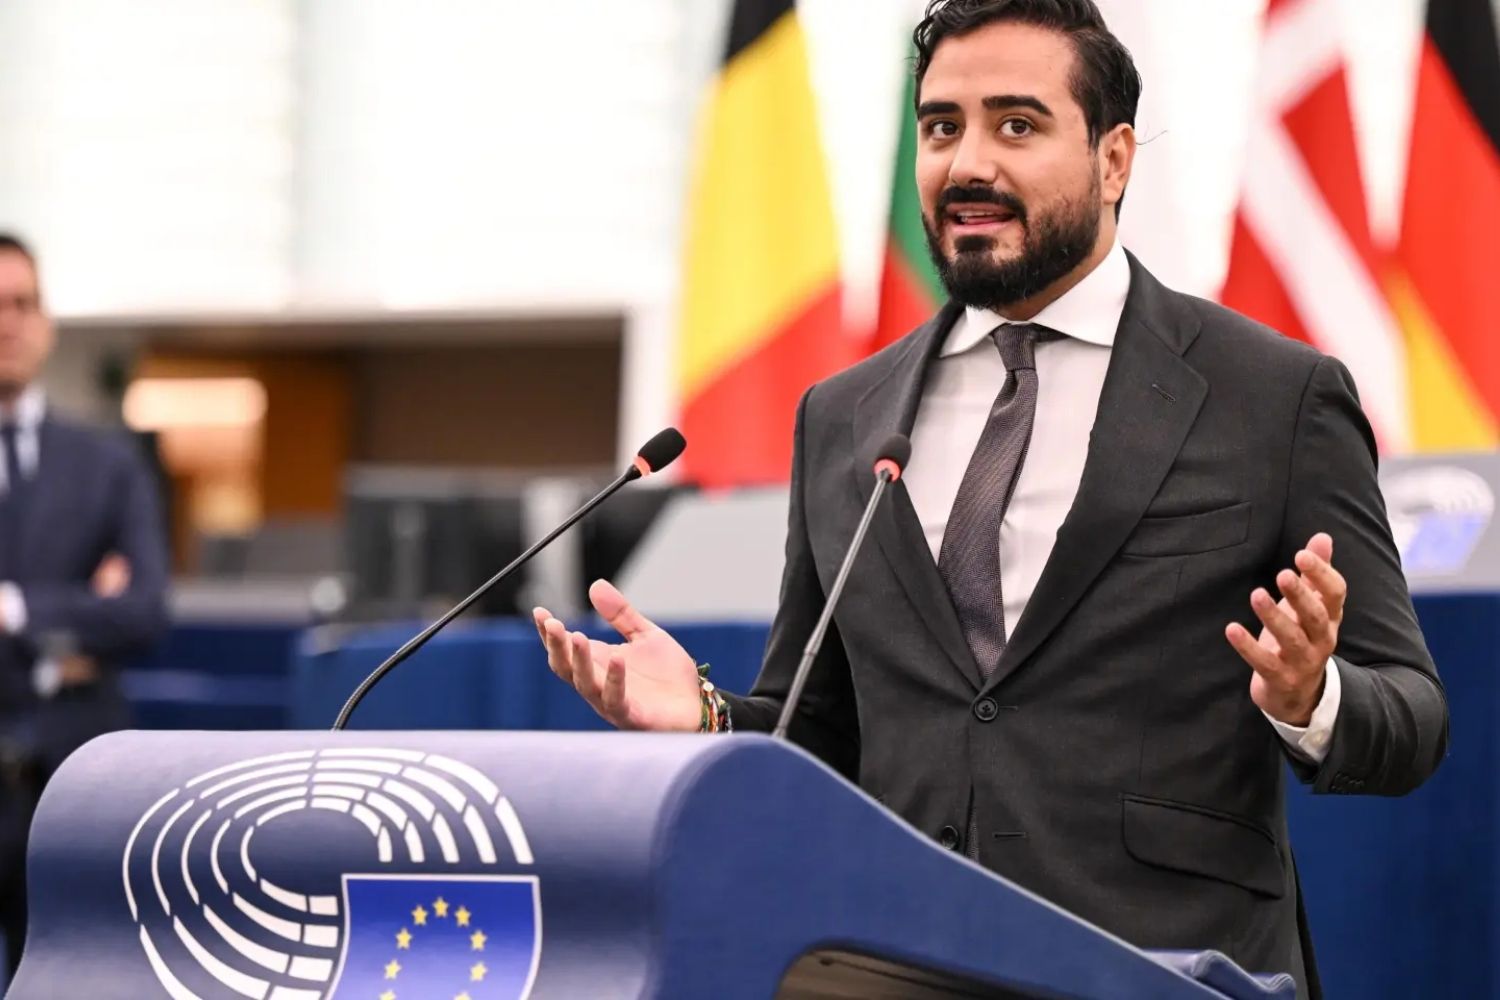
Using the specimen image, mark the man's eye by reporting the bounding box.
[1001,119,1033,138]
[926,120,959,139]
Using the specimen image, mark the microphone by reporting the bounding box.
[332,427,687,730]
[772,433,910,740]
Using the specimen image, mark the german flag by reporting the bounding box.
[872,70,945,351]
[1392,0,1500,449]
[676,0,850,487]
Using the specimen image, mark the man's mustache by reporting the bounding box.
[936,186,1027,226]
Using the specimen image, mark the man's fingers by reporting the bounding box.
[1225,622,1279,676]
[58,654,100,687]
[1305,532,1333,563]
[1250,588,1310,664]
[92,553,131,598]
[589,579,656,641]
[1277,570,1331,645]
[1294,546,1347,622]
[600,653,629,724]
[538,608,633,725]
[570,631,604,704]
[541,618,575,685]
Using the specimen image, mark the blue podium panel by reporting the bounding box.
[11,732,1280,999]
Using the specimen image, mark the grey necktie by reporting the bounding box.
[938,323,1044,679]
[0,422,19,496]
[0,422,23,573]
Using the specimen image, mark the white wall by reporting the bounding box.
[0,0,296,315]
[294,0,691,313]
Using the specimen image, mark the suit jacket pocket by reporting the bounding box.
[1121,501,1252,557]
[1121,794,1285,898]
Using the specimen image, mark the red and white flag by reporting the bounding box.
[1220,0,1408,451]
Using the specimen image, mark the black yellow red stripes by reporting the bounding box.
[724,0,793,63]
[1395,0,1500,448]
[1425,0,1500,152]
[676,1,850,486]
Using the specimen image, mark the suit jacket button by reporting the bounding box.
[974,698,999,722]
[938,825,960,850]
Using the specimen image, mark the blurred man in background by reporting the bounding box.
[534,1,1446,996]
[0,233,169,971]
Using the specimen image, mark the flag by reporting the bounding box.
[676,0,850,487]
[872,70,944,351]
[1390,0,1500,450]
[1220,0,1409,450]
[330,875,539,999]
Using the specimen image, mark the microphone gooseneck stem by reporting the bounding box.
[773,470,894,740]
[331,465,640,731]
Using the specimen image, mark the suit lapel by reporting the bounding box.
[985,254,1207,690]
[851,302,986,690]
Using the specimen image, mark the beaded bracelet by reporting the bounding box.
[697,663,732,733]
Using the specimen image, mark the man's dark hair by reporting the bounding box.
[912,0,1143,149]
[0,232,41,306]
[0,233,37,271]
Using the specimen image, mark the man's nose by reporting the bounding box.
[948,131,1000,188]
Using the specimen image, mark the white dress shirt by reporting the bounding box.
[0,385,46,636]
[902,240,1340,763]
[0,384,44,492]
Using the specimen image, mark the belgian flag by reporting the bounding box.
[676,0,850,487]
[1391,0,1500,449]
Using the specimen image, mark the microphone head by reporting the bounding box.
[873,433,911,482]
[633,427,687,477]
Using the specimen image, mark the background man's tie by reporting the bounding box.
[0,423,25,574]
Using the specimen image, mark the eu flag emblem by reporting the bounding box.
[330,875,540,999]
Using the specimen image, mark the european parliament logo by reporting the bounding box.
[1385,465,1495,579]
[122,748,542,999]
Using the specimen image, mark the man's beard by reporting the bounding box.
[923,176,1101,311]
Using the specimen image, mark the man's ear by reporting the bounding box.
[1100,123,1136,210]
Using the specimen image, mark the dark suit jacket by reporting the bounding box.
[721,254,1448,997]
[0,414,169,767]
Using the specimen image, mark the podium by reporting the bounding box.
[9,731,1293,999]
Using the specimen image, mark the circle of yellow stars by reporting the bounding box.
[377,895,491,999]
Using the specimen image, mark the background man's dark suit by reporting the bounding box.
[0,413,169,968]
[721,254,1448,995]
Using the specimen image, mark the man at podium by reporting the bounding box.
[533,2,1447,997]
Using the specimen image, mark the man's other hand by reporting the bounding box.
[91,553,130,598]
[1226,532,1346,727]
[533,580,701,732]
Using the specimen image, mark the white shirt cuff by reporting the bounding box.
[0,582,25,634]
[1265,657,1341,764]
